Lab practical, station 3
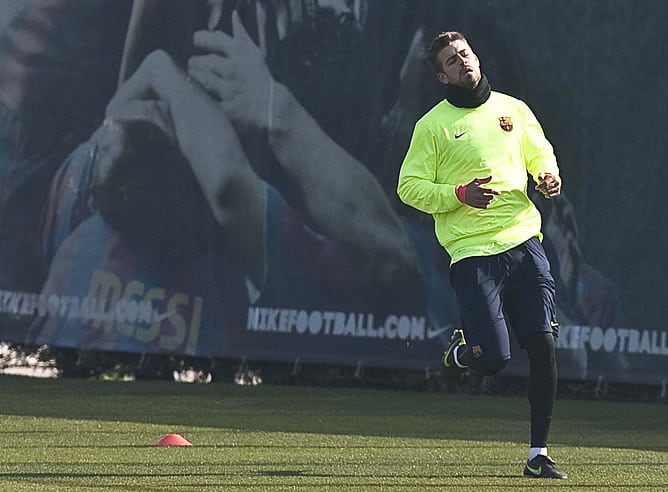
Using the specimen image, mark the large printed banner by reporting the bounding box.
[0,0,666,385]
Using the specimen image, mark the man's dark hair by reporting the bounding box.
[427,31,468,74]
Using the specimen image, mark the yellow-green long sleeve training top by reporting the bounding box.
[397,91,560,264]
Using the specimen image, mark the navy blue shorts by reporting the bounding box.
[449,237,558,368]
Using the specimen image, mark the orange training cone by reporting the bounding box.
[155,434,193,447]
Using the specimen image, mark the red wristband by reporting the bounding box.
[455,184,467,203]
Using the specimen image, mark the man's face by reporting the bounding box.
[436,39,481,89]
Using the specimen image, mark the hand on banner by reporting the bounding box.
[96,49,268,288]
[189,11,274,133]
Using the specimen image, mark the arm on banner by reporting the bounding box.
[188,12,423,306]
[100,49,267,289]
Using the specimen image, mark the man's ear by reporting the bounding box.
[437,72,449,85]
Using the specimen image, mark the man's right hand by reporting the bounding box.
[463,176,500,209]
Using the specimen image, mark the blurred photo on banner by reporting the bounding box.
[0,0,665,384]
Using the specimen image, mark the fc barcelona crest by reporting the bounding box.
[499,116,513,132]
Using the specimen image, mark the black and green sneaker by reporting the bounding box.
[523,455,568,479]
[442,329,467,369]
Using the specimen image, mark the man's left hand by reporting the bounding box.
[536,172,561,199]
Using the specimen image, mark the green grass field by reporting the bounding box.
[0,375,666,491]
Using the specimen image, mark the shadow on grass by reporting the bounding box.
[1,375,666,452]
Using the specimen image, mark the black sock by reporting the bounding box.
[525,332,557,447]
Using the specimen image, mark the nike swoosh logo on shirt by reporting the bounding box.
[455,132,466,139]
